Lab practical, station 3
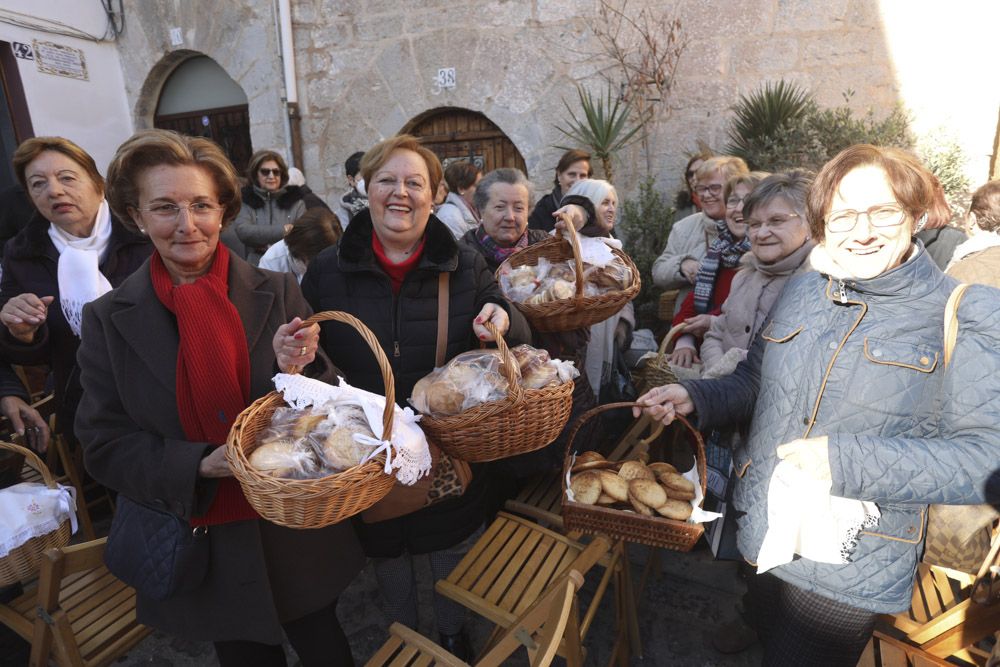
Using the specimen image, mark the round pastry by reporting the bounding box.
[658,471,696,501]
[570,471,601,505]
[575,451,606,465]
[508,265,537,288]
[629,479,667,509]
[596,493,617,506]
[656,499,693,521]
[627,491,654,516]
[547,279,575,301]
[598,470,629,502]
[647,462,679,476]
[511,345,550,371]
[321,421,372,471]
[525,292,547,305]
[548,262,577,283]
[618,460,655,482]
[249,439,305,477]
[291,411,326,438]
[521,363,559,390]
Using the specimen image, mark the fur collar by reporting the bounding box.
[338,208,459,274]
[240,183,306,210]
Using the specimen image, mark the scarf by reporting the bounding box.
[47,200,113,337]
[693,218,750,313]
[150,244,257,526]
[474,224,529,266]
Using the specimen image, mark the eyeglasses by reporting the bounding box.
[137,202,224,222]
[747,213,801,234]
[694,183,723,198]
[726,194,749,208]
[825,203,905,233]
[258,168,281,177]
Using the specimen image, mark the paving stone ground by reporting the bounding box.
[1,537,762,666]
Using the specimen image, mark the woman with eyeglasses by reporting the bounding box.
[666,172,764,369]
[0,136,151,447]
[75,130,364,666]
[699,170,815,375]
[652,156,749,313]
[231,149,309,265]
[635,145,1000,666]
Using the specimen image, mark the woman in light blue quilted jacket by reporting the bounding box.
[634,145,1000,666]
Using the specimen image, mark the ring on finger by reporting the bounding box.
[299,346,307,357]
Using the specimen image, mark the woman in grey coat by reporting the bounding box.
[635,145,1000,666]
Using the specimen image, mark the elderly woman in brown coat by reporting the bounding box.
[75,130,363,667]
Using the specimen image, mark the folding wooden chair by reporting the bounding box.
[436,511,633,666]
[368,570,583,667]
[0,537,150,667]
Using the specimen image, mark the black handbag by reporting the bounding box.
[104,495,210,601]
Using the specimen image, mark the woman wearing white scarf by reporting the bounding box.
[0,136,150,444]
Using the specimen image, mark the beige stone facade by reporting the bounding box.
[115,0,998,203]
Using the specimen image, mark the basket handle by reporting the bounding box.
[0,440,56,489]
[287,311,395,439]
[653,323,688,364]
[482,320,525,406]
[554,211,586,301]
[561,402,707,503]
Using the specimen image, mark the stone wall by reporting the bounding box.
[116,1,996,205]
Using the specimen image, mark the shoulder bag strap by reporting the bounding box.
[436,272,450,367]
[943,283,970,369]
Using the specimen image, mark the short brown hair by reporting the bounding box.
[696,156,750,185]
[806,144,935,242]
[106,129,241,232]
[286,208,342,263]
[360,134,443,195]
[969,179,1000,233]
[553,149,592,187]
[247,149,289,188]
[13,136,104,194]
[443,161,481,193]
[723,172,767,205]
[922,173,952,230]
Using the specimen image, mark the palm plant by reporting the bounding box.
[555,85,647,183]
[726,80,812,161]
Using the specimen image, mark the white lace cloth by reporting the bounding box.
[273,373,432,485]
[47,200,113,337]
[0,482,78,558]
[756,459,880,574]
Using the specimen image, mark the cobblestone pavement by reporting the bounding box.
[1,537,761,666]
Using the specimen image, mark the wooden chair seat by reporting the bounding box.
[368,570,583,667]
[436,511,623,666]
[504,474,566,530]
[0,537,150,667]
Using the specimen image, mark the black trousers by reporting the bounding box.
[747,572,877,667]
[213,599,353,667]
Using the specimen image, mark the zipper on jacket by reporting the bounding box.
[837,279,848,304]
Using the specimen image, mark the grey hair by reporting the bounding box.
[473,168,534,211]
[743,169,814,221]
[565,178,617,209]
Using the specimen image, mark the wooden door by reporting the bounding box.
[404,108,526,174]
[155,104,253,176]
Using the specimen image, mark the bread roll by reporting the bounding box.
[508,265,537,288]
[570,472,601,505]
[629,478,667,508]
[658,471,696,501]
[575,451,606,465]
[249,440,306,477]
[291,411,326,438]
[647,462,678,476]
[656,499,693,521]
[596,493,617,506]
[598,470,629,502]
[547,262,576,283]
[627,491,654,516]
[522,363,558,389]
[547,279,574,301]
[618,460,655,482]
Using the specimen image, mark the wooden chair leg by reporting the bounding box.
[54,437,96,540]
[617,542,642,659]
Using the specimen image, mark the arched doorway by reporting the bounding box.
[403,108,526,173]
[154,56,252,174]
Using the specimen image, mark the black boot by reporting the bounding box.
[438,630,472,662]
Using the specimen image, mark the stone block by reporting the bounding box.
[800,31,880,69]
[732,35,801,73]
[355,15,406,43]
[772,0,852,32]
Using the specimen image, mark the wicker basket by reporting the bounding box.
[657,289,679,321]
[632,323,684,395]
[417,321,574,463]
[0,441,72,585]
[561,403,707,551]
[498,214,641,333]
[226,311,396,529]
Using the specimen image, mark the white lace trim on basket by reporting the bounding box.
[0,483,78,558]
[273,373,432,485]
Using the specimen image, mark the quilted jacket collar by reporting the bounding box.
[337,208,459,275]
[812,239,949,300]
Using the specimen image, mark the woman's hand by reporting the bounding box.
[552,204,588,231]
[0,396,49,453]
[680,258,700,284]
[668,347,700,368]
[632,384,694,425]
[473,303,509,341]
[776,436,831,482]
[681,313,714,337]
[273,316,321,373]
[198,446,232,478]
[0,293,54,343]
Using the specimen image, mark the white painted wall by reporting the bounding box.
[0,1,133,173]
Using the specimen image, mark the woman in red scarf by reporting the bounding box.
[74,130,364,666]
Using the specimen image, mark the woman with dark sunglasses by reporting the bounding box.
[231,149,309,265]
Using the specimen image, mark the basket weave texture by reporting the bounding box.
[418,321,574,463]
[632,323,684,395]
[561,403,707,551]
[0,441,71,585]
[657,289,679,321]
[226,311,395,529]
[497,215,640,333]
